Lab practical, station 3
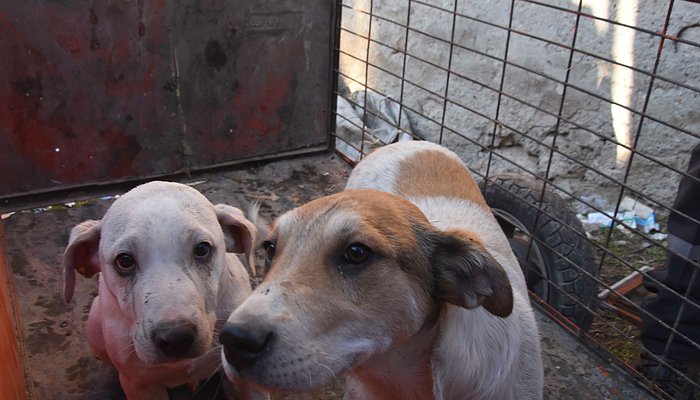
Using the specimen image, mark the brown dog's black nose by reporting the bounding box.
[152,323,196,358]
[220,323,273,371]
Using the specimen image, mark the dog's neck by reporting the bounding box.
[347,321,439,400]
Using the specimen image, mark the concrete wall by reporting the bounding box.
[337,0,700,214]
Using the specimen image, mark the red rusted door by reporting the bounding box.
[0,0,334,199]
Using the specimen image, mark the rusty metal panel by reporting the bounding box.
[0,223,27,400]
[0,0,333,199]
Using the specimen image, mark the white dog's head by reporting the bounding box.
[63,181,256,365]
[219,189,512,391]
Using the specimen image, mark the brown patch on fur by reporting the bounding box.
[395,149,489,208]
[261,189,440,336]
[293,190,429,257]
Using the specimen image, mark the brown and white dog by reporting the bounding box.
[220,142,544,399]
[63,181,266,400]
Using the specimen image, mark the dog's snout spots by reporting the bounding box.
[264,287,271,295]
[291,357,304,366]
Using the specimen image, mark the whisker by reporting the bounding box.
[314,360,337,380]
[316,350,356,380]
[305,363,313,389]
[118,341,137,359]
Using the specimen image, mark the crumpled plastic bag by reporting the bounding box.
[335,91,413,162]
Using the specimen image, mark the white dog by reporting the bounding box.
[63,181,265,400]
[220,142,544,399]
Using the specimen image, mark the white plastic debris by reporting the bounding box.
[584,210,636,229]
[619,196,659,233]
[650,232,668,241]
[578,196,660,234]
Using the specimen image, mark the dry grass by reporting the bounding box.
[587,226,668,364]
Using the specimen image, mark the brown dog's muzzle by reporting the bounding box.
[220,322,274,372]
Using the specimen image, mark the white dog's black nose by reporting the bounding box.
[152,323,197,358]
[220,323,273,371]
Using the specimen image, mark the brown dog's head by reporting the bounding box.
[220,189,512,391]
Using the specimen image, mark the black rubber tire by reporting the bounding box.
[479,174,598,332]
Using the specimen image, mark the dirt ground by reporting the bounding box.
[587,227,669,365]
[2,152,655,399]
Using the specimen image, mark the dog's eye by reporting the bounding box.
[262,241,275,270]
[194,242,212,259]
[263,241,276,256]
[342,243,373,265]
[115,253,136,274]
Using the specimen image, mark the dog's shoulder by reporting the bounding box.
[347,142,488,208]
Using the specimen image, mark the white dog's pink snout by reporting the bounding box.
[220,321,274,372]
[151,320,199,359]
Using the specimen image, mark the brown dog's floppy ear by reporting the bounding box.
[432,229,513,317]
[63,220,101,303]
[215,204,258,277]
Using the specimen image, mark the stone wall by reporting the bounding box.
[337,0,700,214]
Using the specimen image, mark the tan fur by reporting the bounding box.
[267,190,436,323]
[395,149,489,208]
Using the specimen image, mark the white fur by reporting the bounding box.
[346,143,544,399]
[346,142,543,400]
[221,142,543,399]
[63,181,267,400]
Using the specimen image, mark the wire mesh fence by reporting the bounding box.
[332,0,700,398]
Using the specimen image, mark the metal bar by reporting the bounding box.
[336,0,700,396]
[336,51,700,224]
[328,0,344,153]
[333,115,700,328]
[485,0,516,182]
[438,0,459,145]
[337,28,700,180]
[397,0,412,144]
[343,2,700,101]
[520,0,700,49]
[338,67,700,244]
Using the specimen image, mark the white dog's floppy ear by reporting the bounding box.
[63,220,101,303]
[215,204,258,277]
[432,229,513,317]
